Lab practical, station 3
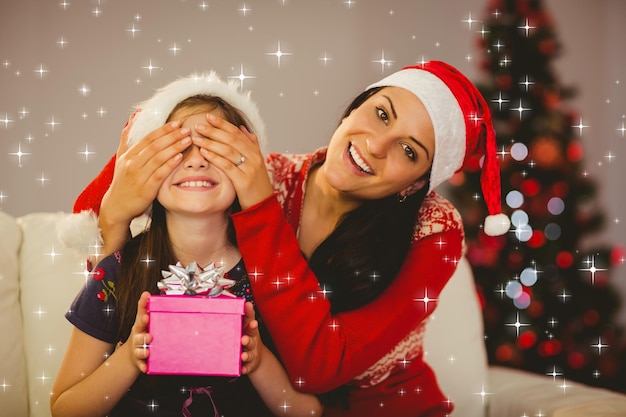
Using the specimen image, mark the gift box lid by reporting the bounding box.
[148,294,245,314]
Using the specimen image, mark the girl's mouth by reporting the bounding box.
[176,180,216,188]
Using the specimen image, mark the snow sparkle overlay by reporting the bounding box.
[0,1,624,415]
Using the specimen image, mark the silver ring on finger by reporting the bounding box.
[234,155,246,167]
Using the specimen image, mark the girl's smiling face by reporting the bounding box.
[322,86,435,201]
[157,108,236,217]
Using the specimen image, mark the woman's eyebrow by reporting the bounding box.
[383,94,431,161]
[383,95,398,119]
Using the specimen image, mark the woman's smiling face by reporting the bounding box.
[322,86,435,201]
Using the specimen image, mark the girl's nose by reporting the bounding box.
[183,145,208,169]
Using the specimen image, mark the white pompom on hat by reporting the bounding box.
[367,61,511,236]
[58,72,266,256]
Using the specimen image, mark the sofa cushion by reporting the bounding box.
[424,256,488,417]
[17,213,86,417]
[0,211,28,416]
[488,366,626,416]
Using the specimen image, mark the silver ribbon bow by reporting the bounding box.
[158,261,236,297]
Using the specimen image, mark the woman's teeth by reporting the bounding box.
[349,145,374,174]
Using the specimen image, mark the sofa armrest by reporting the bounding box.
[487,366,626,417]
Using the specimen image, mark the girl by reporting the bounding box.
[52,75,323,417]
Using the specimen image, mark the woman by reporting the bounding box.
[65,61,510,416]
[52,75,323,417]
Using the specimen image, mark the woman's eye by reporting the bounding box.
[376,107,389,123]
[402,143,416,161]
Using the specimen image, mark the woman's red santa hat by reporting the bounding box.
[368,60,511,236]
[57,71,266,256]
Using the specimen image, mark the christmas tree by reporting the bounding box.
[448,0,626,392]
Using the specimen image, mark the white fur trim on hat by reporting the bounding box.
[56,210,102,258]
[367,69,465,193]
[128,71,266,152]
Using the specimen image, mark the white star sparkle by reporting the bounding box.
[140,254,155,266]
[414,288,437,310]
[78,144,95,162]
[37,172,50,187]
[34,64,49,79]
[344,0,356,8]
[519,18,536,36]
[46,116,61,131]
[478,24,489,38]
[519,75,534,91]
[1,113,13,128]
[505,312,530,337]
[141,59,161,76]
[462,12,478,30]
[238,3,251,16]
[126,23,141,38]
[473,383,492,405]
[591,337,608,354]
[56,36,68,48]
[229,63,255,89]
[573,117,589,135]
[199,2,209,11]
[372,50,394,73]
[559,379,572,393]
[266,41,292,68]
[279,400,291,414]
[617,121,626,137]
[492,91,510,110]
[34,306,46,319]
[37,371,50,385]
[78,84,90,96]
[511,99,531,119]
[318,285,332,298]
[9,143,31,167]
[45,246,62,262]
[0,379,11,392]
[546,366,563,381]
[169,43,181,55]
[579,255,606,285]
[557,289,571,302]
[320,52,332,66]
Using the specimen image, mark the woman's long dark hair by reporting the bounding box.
[116,95,248,342]
[309,87,430,314]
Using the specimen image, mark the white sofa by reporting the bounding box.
[1,210,625,417]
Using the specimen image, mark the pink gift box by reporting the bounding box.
[147,294,245,376]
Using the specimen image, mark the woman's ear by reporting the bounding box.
[402,178,428,197]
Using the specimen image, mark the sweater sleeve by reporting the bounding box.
[231,195,463,393]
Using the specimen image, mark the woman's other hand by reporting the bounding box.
[192,114,274,210]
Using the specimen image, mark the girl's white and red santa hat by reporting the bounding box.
[368,60,511,236]
[58,71,266,255]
